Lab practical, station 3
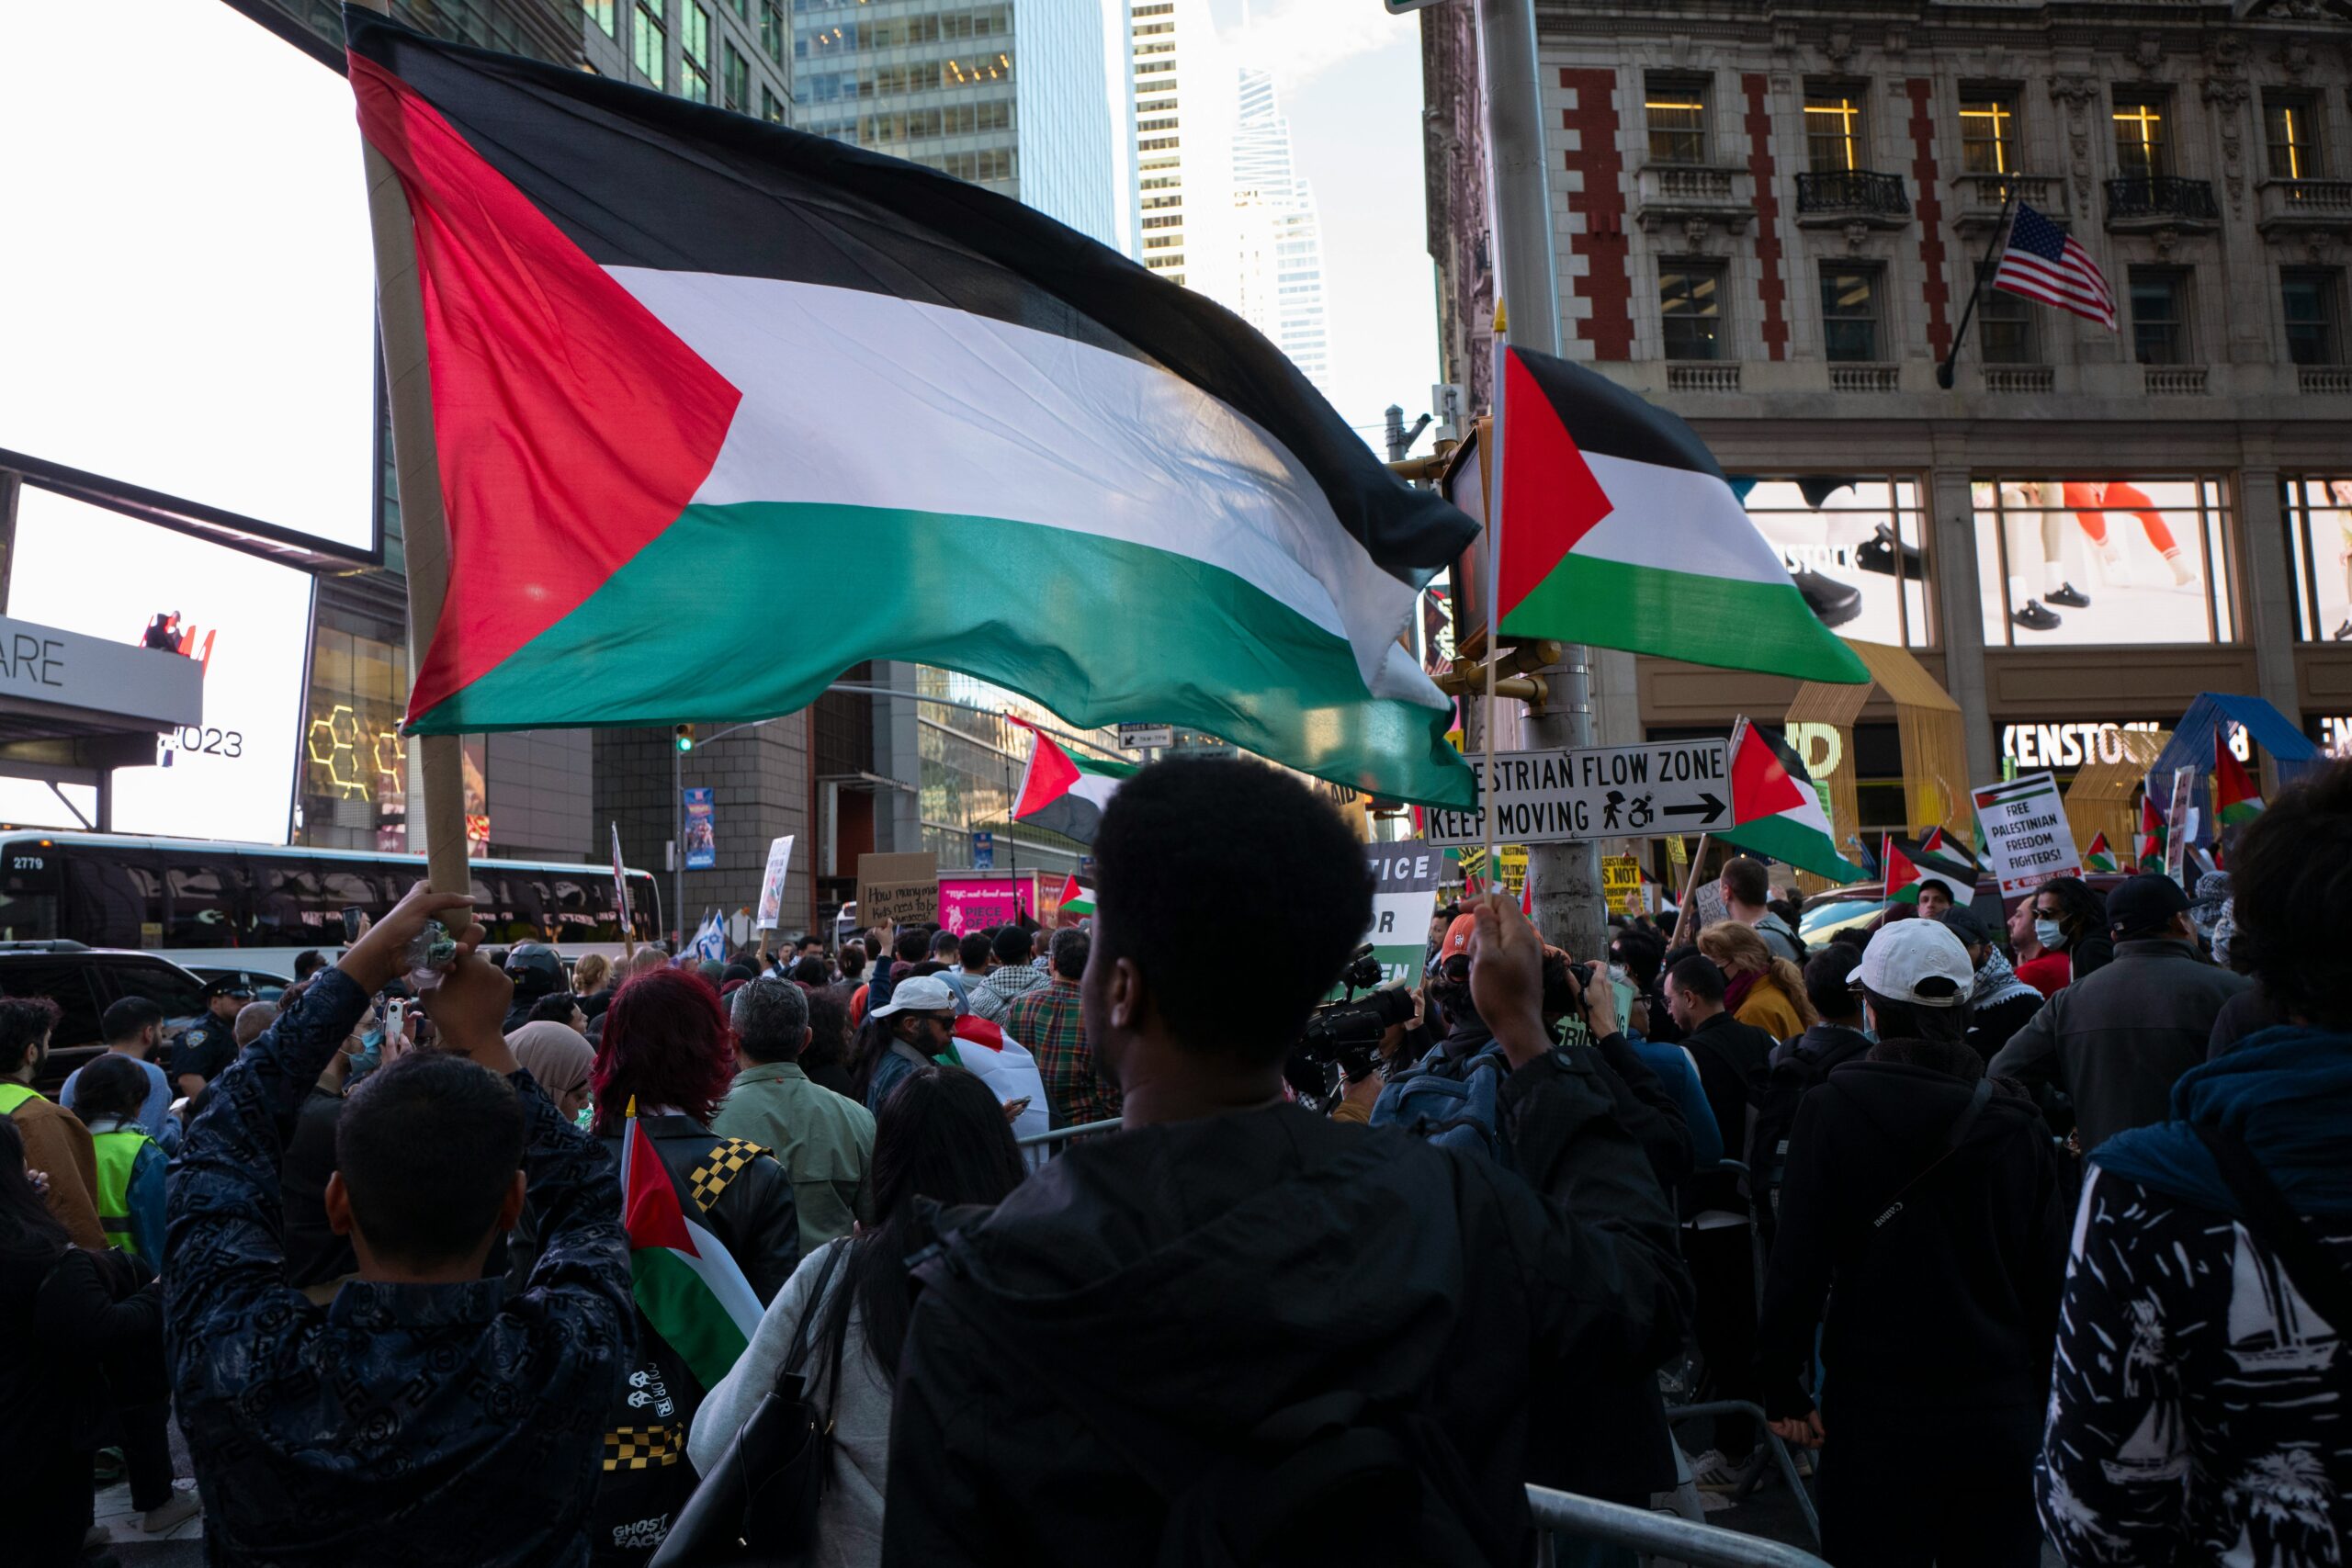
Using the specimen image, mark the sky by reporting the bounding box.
[1206,0,1442,457]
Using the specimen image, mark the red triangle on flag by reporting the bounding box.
[1496,347,1616,625]
[1012,728,1081,819]
[1728,723,1807,823]
[622,1117,697,1256]
[1882,834,1919,900]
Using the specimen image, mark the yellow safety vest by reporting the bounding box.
[90,1125,156,1258]
[0,1081,40,1115]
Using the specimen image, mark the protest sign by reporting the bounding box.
[682,787,717,869]
[1351,846,1442,992]
[1602,854,1643,917]
[754,836,796,931]
[1969,772,2082,897]
[2164,766,2197,885]
[940,876,1023,935]
[857,852,939,928]
[609,822,635,946]
[1422,740,1728,846]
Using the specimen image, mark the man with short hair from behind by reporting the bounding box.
[880,758,1690,1565]
[1721,855,1804,962]
[976,923,1051,1016]
[957,931,1010,1021]
[716,976,876,1257]
[63,995,182,1152]
[166,884,634,1565]
[1007,927,1115,1130]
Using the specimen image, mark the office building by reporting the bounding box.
[1230,68,1332,397]
[1125,0,1238,301]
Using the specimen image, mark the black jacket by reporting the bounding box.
[0,1240,158,1471]
[1963,989,2044,1069]
[1755,1055,2068,1421]
[595,1114,800,1306]
[1749,1021,1872,1242]
[1677,1010,1777,1217]
[880,1055,1692,1566]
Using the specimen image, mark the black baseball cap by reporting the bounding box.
[1935,904,1988,946]
[2108,873,2190,940]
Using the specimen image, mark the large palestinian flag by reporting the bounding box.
[1715,718,1865,882]
[346,17,1478,807]
[1012,726,1133,846]
[1491,345,1869,685]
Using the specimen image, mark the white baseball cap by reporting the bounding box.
[1848,919,1976,1009]
[868,974,961,1019]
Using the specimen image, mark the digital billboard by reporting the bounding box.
[0,1,375,550]
[8,487,314,845]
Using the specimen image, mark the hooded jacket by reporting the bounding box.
[1747,1021,1873,1243]
[879,1052,1692,1566]
[1755,1052,2069,1421]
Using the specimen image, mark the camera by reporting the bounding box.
[1288,945,1420,1108]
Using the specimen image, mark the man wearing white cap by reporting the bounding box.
[1753,918,2070,1568]
[862,974,962,1113]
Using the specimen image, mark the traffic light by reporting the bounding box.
[673,724,695,753]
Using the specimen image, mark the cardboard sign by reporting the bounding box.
[754,835,796,931]
[1970,771,2083,897]
[1352,846,1443,993]
[857,852,939,929]
[1423,740,1729,846]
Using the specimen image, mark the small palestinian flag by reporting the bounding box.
[2213,732,2267,829]
[1057,874,1097,919]
[1882,835,1921,905]
[2084,830,2120,874]
[1012,727,1135,847]
[2137,793,2167,867]
[1920,824,1987,873]
[620,1108,763,1392]
[1491,345,1869,685]
[1716,718,1865,882]
[347,17,1477,807]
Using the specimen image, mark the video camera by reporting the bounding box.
[1294,944,1419,1096]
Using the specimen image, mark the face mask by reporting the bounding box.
[2034,919,2066,951]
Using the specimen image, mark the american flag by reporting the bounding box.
[1992,201,2116,330]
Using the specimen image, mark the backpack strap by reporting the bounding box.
[686,1136,770,1214]
[1867,1077,1994,1232]
[2190,1122,2352,1332]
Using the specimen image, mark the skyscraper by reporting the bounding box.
[1125,0,1236,300]
[1229,67,1331,397]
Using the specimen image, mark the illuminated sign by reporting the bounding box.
[2312,715,2352,758]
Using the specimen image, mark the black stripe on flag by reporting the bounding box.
[347,14,1476,577]
[1507,345,1727,480]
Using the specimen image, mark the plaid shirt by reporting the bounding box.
[1007,977,1120,1129]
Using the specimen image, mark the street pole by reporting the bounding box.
[673,739,684,953]
[1476,0,1610,959]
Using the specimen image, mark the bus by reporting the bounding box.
[0,831,662,975]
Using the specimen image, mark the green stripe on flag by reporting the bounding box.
[413,501,1475,808]
[633,1245,751,1393]
[1500,553,1869,684]
[1716,813,1867,884]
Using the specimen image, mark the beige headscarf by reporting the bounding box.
[506,1021,594,1099]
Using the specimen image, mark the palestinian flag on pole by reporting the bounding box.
[1882,835,1921,905]
[1716,718,1866,882]
[2084,830,2120,874]
[346,17,1477,807]
[2214,731,2267,829]
[620,1109,763,1393]
[1920,824,1988,873]
[1057,874,1097,919]
[1012,726,1135,847]
[1491,345,1869,684]
[2137,792,2167,868]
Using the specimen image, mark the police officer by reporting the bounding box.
[171,976,254,1099]
[502,942,567,1035]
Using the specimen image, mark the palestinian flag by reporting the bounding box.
[1716,718,1865,882]
[1882,835,1921,905]
[1057,874,1097,919]
[347,17,1477,807]
[620,1111,763,1392]
[1491,345,1868,684]
[2213,732,2266,829]
[1920,824,1987,873]
[2137,792,2168,868]
[2084,830,2120,874]
[1012,727,1135,846]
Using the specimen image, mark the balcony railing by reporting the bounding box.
[2302,366,2352,395]
[1982,366,2054,394]
[2106,175,2220,226]
[1667,363,1741,392]
[1657,166,1736,201]
[2143,365,2209,396]
[1955,173,2062,232]
[1828,364,1900,393]
[2257,178,2352,236]
[1796,170,1910,220]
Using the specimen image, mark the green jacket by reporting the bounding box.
[713,1061,876,1258]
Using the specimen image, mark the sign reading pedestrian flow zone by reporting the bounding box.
[1970,771,2082,897]
[1423,739,1729,847]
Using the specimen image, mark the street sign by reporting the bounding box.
[1118,724,1174,750]
[971,830,994,869]
[1969,771,2083,898]
[1422,739,1730,847]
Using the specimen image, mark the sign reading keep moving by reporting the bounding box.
[1423,739,1729,847]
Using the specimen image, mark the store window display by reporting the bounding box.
[1973,478,2233,645]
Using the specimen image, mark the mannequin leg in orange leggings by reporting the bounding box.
[2065,480,2198,588]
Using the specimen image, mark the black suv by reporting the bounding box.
[0,942,214,1096]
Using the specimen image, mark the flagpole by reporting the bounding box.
[1936,176,2019,390]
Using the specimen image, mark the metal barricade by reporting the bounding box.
[1526,1485,1829,1568]
[1661,1400,1821,1545]
[1014,1117,1122,1149]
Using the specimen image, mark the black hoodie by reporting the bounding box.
[1754,1052,2069,1421]
[880,1052,1692,1566]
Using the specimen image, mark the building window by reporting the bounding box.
[1804,90,1865,173]
[761,0,785,65]
[1645,79,1709,164]
[585,0,616,37]
[1959,91,2018,175]
[2283,268,2343,366]
[2266,94,2324,180]
[762,85,786,125]
[2282,476,2352,641]
[1741,478,1932,648]
[1976,263,2035,364]
[1658,265,1724,360]
[1819,265,1882,361]
[722,39,748,112]
[2113,92,2169,179]
[1975,477,2231,647]
[679,5,709,103]
[631,0,665,90]
[2129,268,2190,365]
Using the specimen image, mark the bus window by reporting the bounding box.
[164,863,250,949]
[0,844,60,943]
[64,852,163,949]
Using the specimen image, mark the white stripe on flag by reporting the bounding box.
[678,1211,764,1343]
[1571,452,1791,586]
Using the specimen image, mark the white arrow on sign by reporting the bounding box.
[1422,739,1729,847]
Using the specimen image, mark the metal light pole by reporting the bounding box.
[672,738,684,951]
[1475,0,1610,959]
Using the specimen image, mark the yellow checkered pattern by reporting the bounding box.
[687,1137,767,1213]
[604,1425,682,1471]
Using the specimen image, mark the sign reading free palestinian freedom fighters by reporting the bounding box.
[1423,740,1729,847]
[1970,772,2082,897]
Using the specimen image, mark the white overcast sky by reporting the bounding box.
[1208,1,1443,457]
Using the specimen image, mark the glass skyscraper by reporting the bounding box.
[1230,68,1331,398]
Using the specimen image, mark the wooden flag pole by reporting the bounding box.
[355,2,468,897]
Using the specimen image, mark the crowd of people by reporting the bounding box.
[0,752,2346,1567]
